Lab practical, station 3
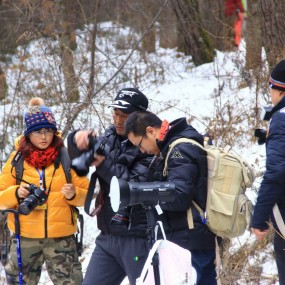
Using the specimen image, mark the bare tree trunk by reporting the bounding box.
[199,0,230,51]
[58,0,79,102]
[159,3,177,48]
[141,0,156,53]
[88,0,101,98]
[0,67,7,101]
[245,0,262,70]
[171,0,215,66]
[260,0,285,69]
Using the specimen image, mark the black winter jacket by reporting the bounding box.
[151,118,216,250]
[68,119,216,249]
[252,96,285,231]
[67,126,152,236]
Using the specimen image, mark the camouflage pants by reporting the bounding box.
[5,235,82,285]
[0,212,9,265]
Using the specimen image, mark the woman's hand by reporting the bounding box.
[17,184,32,199]
[61,184,76,200]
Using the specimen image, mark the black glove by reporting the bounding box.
[254,129,267,145]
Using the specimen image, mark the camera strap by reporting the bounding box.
[84,171,102,217]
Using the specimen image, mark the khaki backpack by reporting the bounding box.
[163,138,255,239]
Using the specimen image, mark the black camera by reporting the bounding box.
[18,184,48,215]
[254,106,273,145]
[71,135,105,176]
[254,129,267,145]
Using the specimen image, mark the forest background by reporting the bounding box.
[0,0,285,284]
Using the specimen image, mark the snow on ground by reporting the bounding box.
[0,23,278,284]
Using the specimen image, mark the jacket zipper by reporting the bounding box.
[45,209,48,238]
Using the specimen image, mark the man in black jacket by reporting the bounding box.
[124,111,217,285]
[68,88,153,285]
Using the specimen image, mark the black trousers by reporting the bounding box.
[82,233,149,285]
[274,232,285,285]
[82,229,216,285]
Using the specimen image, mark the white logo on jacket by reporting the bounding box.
[171,151,183,159]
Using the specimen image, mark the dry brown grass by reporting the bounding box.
[217,229,279,284]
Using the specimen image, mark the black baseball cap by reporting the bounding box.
[109,88,148,114]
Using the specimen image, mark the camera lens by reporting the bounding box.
[71,137,105,176]
[18,196,39,215]
[71,150,94,176]
[18,185,48,215]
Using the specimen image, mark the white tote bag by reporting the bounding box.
[136,221,197,285]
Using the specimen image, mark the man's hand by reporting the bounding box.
[74,130,96,150]
[91,154,105,168]
[61,184,76,200]
[251,228,269,241]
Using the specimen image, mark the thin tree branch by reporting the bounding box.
[61,0,169,137]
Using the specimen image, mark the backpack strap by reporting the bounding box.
[56,147,72,183]
[11,151,24,185]
[163,138,204,177]
[163,138,206,230]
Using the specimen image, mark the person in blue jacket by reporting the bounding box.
[124,111,217,285]
[251,59,285,285]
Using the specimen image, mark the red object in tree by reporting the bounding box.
[225,0,245,47]
[234,12,244,47]
[225,0,245,16]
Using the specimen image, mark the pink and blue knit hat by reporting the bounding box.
[24,98,57,137]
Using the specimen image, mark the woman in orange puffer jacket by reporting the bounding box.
[0,97,88,285]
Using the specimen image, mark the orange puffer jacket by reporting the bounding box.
[0,149,89,238]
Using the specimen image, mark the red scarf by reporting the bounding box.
[25,146,58,168]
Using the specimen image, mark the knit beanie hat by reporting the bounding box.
[269,60,285,92]
[108,88,148,114]
[24,98,57,137]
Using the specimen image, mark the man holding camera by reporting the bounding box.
[68,88,154,285]
[251,60,285,284]
[124,111,217,285]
